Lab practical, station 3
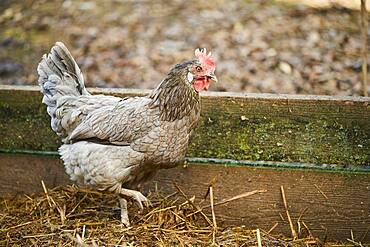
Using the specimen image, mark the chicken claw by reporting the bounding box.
[120,188,150,210]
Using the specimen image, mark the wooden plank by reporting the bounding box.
[0,153,369,242]
[0,154,70,195]
[0,85,369,166]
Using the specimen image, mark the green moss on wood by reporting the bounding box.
[0,90,61,151]
[188,113,370,166]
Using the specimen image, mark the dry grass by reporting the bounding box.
[0,184,346,246]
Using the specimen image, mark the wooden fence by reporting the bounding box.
[0,85,369,241]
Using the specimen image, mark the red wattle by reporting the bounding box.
[193,78,210,92]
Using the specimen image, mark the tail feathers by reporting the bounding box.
[38,42,90,134]
[38,42,89,98]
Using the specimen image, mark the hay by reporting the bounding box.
[0,184,340,246]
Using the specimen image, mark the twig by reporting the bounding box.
[82,225,86,240]
[41,180,52,208]
[256,228,262,247]
[313,184,328,199]
[187,189,266,218]
[361,0,368,96]
[209,185,217,246]
[278,212,285,221]
[297,207,308,223]
[267,222,278,234]
[203,175,219,200]
[280,186,297,240]
[49,195,66,224]
[136,199,189,225]
[115,234,126,246]
[302,221,312,237]
[29,238,38,247]
[173,183,213,226]
[205,189,267,209]
[146,205,177,216]
[209,186,217,229]
[212,229,216,246]
[297,207,308,235]
[156,229,212,233]
[23,233,57,238]
[347,238,364,247]
[0,221,32,232]
[170,210,186,223]
[66,194,88,217]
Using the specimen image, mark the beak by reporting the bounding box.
[207,73,218,83]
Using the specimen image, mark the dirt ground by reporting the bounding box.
[0,0,368,95]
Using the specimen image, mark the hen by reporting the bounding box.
[37,42,217,226]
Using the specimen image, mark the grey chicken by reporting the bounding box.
[37,42,217,226]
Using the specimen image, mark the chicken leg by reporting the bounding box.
[118,188,149,226]
[119,198,130,226]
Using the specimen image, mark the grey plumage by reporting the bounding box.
[37,42,214,226]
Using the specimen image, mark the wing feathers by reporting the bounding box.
[67,97,158,145]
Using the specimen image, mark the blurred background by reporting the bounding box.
[0,0,369,95]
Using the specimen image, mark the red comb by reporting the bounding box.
[195,48,216,74]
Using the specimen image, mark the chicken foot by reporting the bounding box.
[117,188,149,226]
[119,188,150,210]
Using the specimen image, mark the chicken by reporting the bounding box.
[37,42,217,226]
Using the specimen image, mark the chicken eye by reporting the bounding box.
[196,66,202,72]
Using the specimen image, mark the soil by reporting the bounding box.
[0,0,368,95]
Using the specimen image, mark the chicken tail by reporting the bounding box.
[37,42,90,134]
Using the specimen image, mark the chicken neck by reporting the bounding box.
[149,74,200,122]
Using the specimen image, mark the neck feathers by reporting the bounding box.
[149,75,200,121]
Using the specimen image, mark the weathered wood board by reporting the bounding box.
[0,85,369,166]
[0,153,369,242]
